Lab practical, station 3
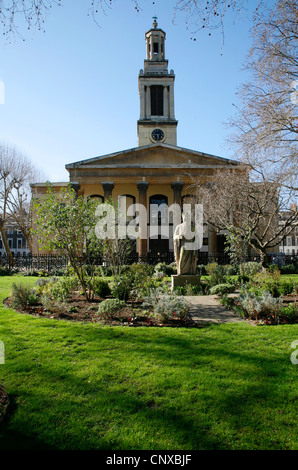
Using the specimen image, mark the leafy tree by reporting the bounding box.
[33,183,102,301]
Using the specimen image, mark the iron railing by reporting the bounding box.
[0,252,297,273]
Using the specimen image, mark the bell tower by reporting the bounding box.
[137,18,178,146]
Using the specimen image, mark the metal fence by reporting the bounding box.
[0,254,69,272]
[0,252,297,273]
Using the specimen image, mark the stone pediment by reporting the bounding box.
[65,143,239,171]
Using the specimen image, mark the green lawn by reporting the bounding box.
[0,276,297,450]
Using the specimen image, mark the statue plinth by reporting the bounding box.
[171,274,201,291]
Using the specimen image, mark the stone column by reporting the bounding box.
[140,85,145,120]
[164,86,169,118]
[101,182,114,201]
[71,183,84,198]
[169,84,175,119]
[137,181,149,259]
[146,86,151,118]
[208,226,218,255]
[171,181,184,206]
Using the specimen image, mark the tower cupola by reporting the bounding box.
[145,17,166,62]
[137,19,178,147]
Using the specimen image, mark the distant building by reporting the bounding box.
[279,206,298,255]
[0,221,31,257]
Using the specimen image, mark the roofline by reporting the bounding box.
[30,181,70,188]
[65,143,241,169]
[68,164,240,170]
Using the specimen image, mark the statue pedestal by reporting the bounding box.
[171,274,201,291]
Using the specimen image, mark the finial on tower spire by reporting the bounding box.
[152,16,158,28]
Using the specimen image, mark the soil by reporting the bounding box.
[3,294,197,328]
[282,294,298,303]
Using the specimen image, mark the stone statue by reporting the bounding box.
[173,213,199,275]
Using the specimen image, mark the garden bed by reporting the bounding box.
[282,294,298,304]
[220,293,298,325]
[4,294,196,328]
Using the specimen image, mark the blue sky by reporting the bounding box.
[0,0,258,182]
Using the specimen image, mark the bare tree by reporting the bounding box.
[0,142,40,259]
[0,0,261,41]
[229,0,298,190]
[197,0,298,269]
[193,166,298,269]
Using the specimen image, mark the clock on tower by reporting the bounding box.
[137,18,178,147]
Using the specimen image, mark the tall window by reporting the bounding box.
[149,195,168,226]
[151,85,163,116]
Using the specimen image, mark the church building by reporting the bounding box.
[31,19,241,261]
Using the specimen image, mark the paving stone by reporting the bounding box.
[185,295,244,325]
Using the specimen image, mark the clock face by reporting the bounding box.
[151,128,165,142]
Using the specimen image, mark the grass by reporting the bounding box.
[0,275,297,450]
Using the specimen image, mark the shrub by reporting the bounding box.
[98,265,113,277]
[11,283,39,309]
[97,298,126,317]
[237,274,250,285]
[93,277,111,298]
[130,263,154,278]
[209,283,235,296]
[205,262,218,277]
[0,266,13,276]
[278,279,295,296]
[154,271,164,279]
[280,264,298,275]
[241,262,262,278]
[205,263,227,287]
[224,264,239,276]
[154,262,176,276]
[173,286,186,296]
[155,295,190,322]
[197,264,207,276]
[111,272,134,301]
[142,288,190,322]
[135,276,168,299]
[111,264,155,301]
[250,271,282,297]
[279,304,298,323]
[35,278,51,294]
[173,284,202,296]
[40,292,62,313]
[44,276,79,302]
[185,283,201,295]
[238,291,282,321]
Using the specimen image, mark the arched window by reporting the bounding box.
[88,194,104,203]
